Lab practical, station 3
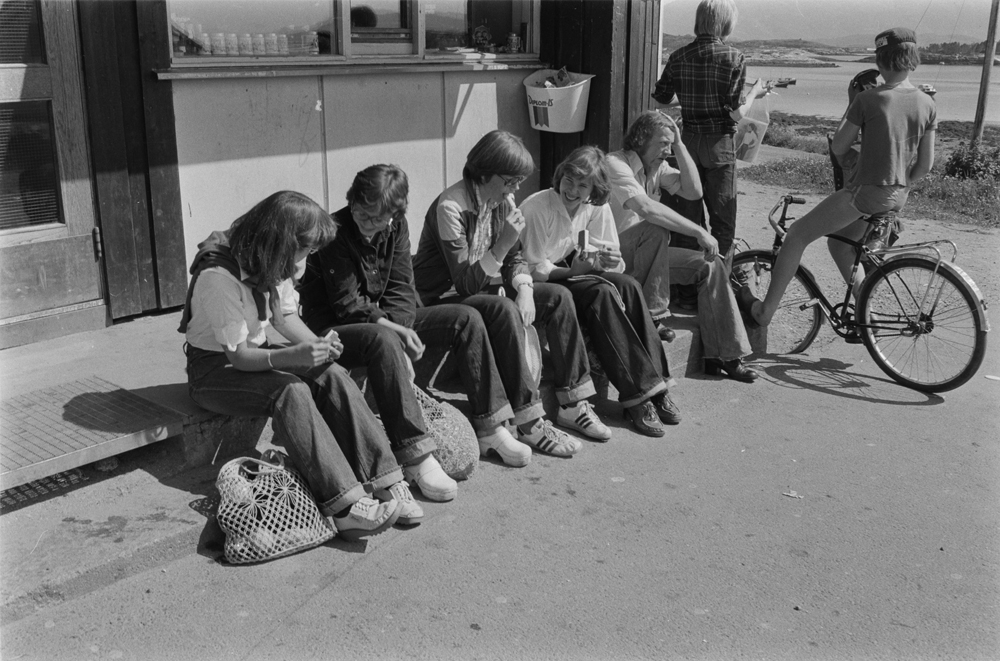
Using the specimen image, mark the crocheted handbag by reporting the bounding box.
[216,450,336,564]
[413,385,479,481]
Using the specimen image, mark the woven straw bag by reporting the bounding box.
[216,450,336,564]
[412,386,479,481]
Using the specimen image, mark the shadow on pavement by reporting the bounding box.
[737,355,945,405]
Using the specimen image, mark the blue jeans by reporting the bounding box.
[682,131,738,257]
[412,304,514,436]
[619,222,751,361]
[186,346,402,517]
[560,272,669,407]
[322,324,435,465]
[519,282,596,406]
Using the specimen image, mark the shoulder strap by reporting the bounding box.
[177,246,267,333]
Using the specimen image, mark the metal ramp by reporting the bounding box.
[0,376,184,490]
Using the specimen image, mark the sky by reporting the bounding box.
[661,0,998,45]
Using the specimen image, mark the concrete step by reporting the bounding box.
[0,307,705,492]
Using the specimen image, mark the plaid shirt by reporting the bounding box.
[651,36,747,135]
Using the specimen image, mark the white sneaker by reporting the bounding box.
[517,420,582,457]
[375,481,423,526]
[477,426,532,467]
[402,455,458,502]
[330,497,399,542]
[556,400,612,441]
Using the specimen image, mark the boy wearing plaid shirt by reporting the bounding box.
[652,0,768,263]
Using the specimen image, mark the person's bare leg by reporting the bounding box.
[754,190,861,325]
[827,217,870,302]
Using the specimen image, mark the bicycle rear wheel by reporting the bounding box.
[732,250,823,354]
[857,256,987,392]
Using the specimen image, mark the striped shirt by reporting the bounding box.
[651,35,747,135]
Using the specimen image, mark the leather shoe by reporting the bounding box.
[624,401,665,437]
[650,391,682,425]
[704,358,759,383]
[657,324,676,343]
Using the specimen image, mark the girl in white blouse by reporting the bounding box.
[520,146,678,438]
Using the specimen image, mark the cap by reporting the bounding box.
[874,28,916,51]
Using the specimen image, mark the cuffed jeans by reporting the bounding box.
[560,272,669,408]
[439,288,594,425]
[186,346,402,517]
[324,323,435,466]
[619,222,752,361]
[412,304,514,437]
[682,131,738,257]
[519,282,596,406]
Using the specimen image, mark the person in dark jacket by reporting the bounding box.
[300,164,551,476]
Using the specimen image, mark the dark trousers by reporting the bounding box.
[412,303,514,436]
[560,272,669,408]
[328,324,434,465]
[186,346,401,516]
[682,131,738,257]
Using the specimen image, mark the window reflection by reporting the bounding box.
[350,0,411,44]
[426,0,531,54]
[167,0,340,58]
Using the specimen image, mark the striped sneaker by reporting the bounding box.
[517,420,582,457]
[556,400,612,441]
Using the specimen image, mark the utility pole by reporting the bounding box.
[972,0,999,143]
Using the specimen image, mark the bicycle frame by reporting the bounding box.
[761,195,976,339]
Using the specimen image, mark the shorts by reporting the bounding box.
[847,184,910,216]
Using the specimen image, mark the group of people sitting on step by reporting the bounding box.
[179,114,758,542]
[180,0,934,548]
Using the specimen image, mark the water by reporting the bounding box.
[746,58,1000,123]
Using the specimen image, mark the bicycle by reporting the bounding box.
[731,194,990,393]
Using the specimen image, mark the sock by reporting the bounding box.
[333,506,352,519]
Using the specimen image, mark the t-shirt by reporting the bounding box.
[846,84,937,187]
[185,233,299,352]
[606,149,684,235]
[519,188,624,280]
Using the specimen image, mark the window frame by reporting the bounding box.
[160,0,541,76]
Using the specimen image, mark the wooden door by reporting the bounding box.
[0,0,104,348]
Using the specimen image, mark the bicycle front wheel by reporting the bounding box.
[732,250,823,354]
[857,257,987,392]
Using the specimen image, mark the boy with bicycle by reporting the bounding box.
[743,27,937,329]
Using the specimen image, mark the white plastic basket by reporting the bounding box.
[522,69,595,133]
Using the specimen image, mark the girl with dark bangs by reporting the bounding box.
[180,190,423,540]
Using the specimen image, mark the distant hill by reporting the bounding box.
[812,33,982,48]
[732,38,839,50]
[663,34,844,52]
[662,33,985,51]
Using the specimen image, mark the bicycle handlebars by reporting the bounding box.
[767,194,808,238]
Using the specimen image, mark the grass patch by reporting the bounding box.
[762,124,830,154]
[908,174,1000,228]
[742,157,834,193]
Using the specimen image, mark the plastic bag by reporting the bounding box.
[734,95,770,164]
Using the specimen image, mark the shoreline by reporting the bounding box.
[745,60,838,68]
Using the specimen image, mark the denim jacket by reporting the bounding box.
[298,206,418,333]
